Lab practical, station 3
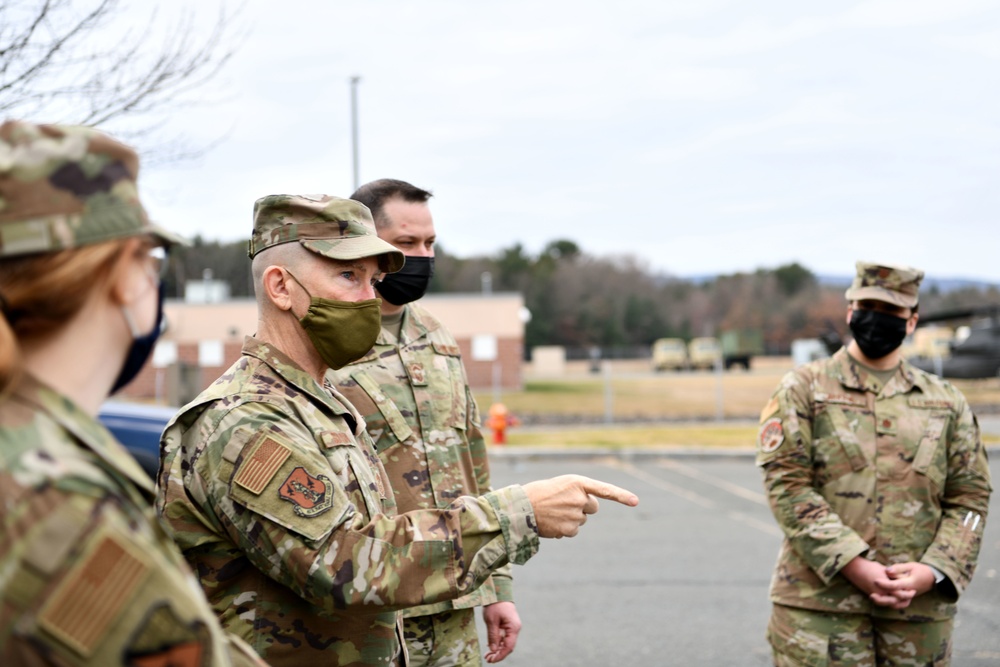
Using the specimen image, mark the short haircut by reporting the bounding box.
[350,179,432,230]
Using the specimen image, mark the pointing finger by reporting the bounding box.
[579,478,639,507]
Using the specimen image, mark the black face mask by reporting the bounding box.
[849,308,909,360]
[111,282,165,394]
[376,256,434,306]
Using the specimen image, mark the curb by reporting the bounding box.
[488,446,757,461]
[487,444,1000,462]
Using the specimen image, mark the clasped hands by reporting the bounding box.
[841,557,937,610]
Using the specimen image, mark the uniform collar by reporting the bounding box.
[373,302,439,347]
[242,335,364,433]
[13,374,155,496]
[831,346,922,397]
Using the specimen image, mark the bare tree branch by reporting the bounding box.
[0,0,243,162]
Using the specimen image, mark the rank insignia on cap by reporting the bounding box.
[759,418,785,453]
[234,436,291,495]
[279,467,334,517]
[38,534,149,656]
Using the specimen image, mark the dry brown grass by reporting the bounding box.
[477,366,794,421]
[475,364,1000,423]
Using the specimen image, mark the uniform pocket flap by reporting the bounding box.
[351,370,414,443]
[913,414,949,475]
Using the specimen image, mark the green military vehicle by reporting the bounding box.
[651,337,688,371]
[720,329,764,370]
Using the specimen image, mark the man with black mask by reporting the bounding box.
[158,193,639,667]
[329,179,522,666]
[756,261,991,666]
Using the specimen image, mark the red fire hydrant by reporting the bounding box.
[487,402,519,445]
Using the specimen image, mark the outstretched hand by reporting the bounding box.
[522,474,639,539]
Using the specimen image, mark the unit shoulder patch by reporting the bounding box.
[279,467,334,517]
[758,418,785,453]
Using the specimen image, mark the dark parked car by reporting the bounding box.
[98,402,177,478]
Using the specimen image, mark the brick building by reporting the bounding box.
[115,293,526,405]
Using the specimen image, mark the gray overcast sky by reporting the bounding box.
[137,0,1000,282]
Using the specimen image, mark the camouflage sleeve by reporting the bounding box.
[756,371,869,585]
[919,395,992,600]
[184,403,538,616]
[1,483,264,667]
[467,386,515,601]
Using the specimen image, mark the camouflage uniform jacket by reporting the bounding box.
[756,348,992,620]
[157,336,539,667]
[329,302,512,618]
[0,375,262,667]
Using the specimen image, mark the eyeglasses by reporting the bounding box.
[147,245,170,280]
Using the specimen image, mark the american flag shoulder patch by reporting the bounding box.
[38,533,150,656]
[233,436,292,495]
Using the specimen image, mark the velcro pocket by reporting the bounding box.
[351,370,414,443]
[36,527,151,658]
[821,401,870,472]
[429,341,468,429]
[227,430,347,543]
[911,412,950,489]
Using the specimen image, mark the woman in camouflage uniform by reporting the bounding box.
[757,261,991,666]
[0,121,264,667]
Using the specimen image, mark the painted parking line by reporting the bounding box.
[656,459,769,506]
[615,460,783,538]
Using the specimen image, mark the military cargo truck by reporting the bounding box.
[688,337,722,370]
[651,337,688,371]
[720,329,764,370]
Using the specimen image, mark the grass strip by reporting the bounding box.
[498,424,1000,449]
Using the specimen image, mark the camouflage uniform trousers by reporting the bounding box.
[403,608,483,667]
[767,604,952,666]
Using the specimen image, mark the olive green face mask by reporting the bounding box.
[284,268,382,370]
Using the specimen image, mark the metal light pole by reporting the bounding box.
[349,75,361,191]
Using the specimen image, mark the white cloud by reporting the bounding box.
[124,0,1000,283]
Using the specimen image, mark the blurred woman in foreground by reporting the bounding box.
[0,121,264,666]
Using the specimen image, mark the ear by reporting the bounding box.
[107,237,144,307]
[845,304,854,327]
[262,265,294,312]
[906,312,919,336]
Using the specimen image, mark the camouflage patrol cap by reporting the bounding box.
[249,194,404,272]
[0,120,185,259]
[845,260,924,308]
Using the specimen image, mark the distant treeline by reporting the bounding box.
[165,237,1000,355]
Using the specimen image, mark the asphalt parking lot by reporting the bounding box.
[480,454,1000,666]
